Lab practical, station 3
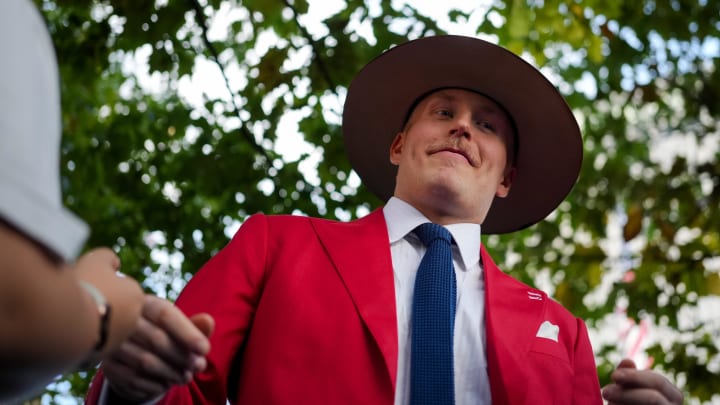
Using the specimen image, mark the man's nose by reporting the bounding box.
[449,115,471,139]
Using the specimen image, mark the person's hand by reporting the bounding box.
[73,247,144,357]
[602,359,684,404]
[102,295,214,403]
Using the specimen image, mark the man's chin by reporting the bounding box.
[425,182,464,205]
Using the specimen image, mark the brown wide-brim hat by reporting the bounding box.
[342,35,582,234]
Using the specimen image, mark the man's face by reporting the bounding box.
[389,88,516,224]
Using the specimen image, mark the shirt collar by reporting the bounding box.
[383,196,482,269]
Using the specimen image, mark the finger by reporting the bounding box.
[103,360,177,403]
[142,295,210,355]
[603,386,673,405]
[602,383,633,404]
[82,247,121,270]
[612,368,683,404]
[612,359,639,385]
[602,383,628,404]
[616,358,637,370]
[190,313,215,338]
[103,360,163,399]
[110,339,190,386]
[128,315,201,374]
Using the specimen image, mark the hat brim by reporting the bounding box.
[342,35,582,234]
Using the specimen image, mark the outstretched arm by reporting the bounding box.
[0,222,143,401]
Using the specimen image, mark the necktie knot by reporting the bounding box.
[414,223,452,247]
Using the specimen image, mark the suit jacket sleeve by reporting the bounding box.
[572,317,602,404]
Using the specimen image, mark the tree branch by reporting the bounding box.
[282,0,338,90]
[187,0,271,162]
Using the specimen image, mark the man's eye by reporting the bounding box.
[437,109,452,117]
[476,120,495,131]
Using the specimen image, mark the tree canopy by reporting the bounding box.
[31,0,719,403]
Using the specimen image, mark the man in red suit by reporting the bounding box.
[88,36,683,404]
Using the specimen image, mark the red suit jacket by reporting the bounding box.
[87,210,602,404]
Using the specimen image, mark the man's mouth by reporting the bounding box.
[433,147,474,166]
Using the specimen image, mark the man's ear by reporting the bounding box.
[389,132,405,165]
[496,166,516,198]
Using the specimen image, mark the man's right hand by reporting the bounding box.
[102,295,214,403]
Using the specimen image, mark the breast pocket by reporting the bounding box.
[528,335,571,364]
[525,341,574,405]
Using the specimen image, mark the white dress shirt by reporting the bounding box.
[384,197,491,405]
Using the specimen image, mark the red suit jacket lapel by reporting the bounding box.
[311,209,399,388]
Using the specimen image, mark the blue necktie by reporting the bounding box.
[410,223,456,405]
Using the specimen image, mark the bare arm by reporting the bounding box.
[0,222,143,400]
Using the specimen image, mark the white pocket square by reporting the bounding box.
[536,320,559,342]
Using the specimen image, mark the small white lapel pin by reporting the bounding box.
[536,320,560,342]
